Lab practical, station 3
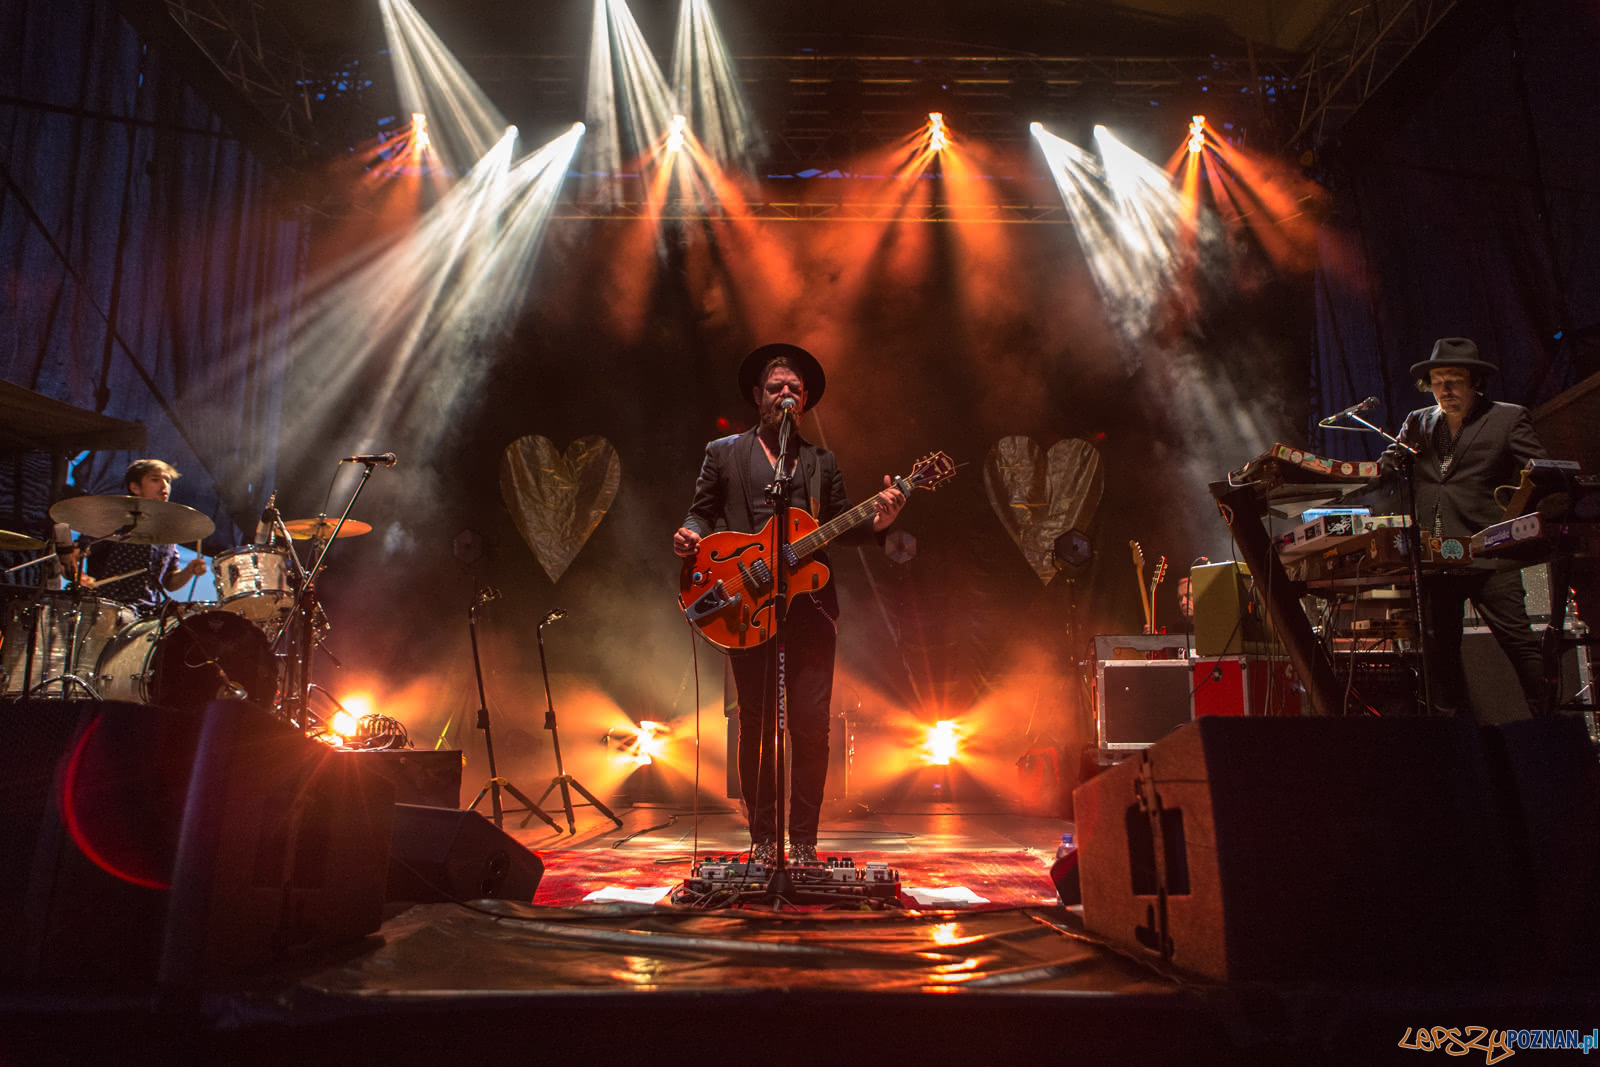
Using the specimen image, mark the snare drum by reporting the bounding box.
[212,546,295,622]
[2,594,136,696]
[94,610,278,713]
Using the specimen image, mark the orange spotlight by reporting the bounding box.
[1187,115,1206,154]
[928,111,948,152]
[329,709,359,739]
[411,111,430,156]
[925,720,961,765]
[666,113,687,153]
[635,720,670,766]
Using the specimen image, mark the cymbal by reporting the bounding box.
[281,518,372,541]
[0,529,47,551]
[49,495,215,545]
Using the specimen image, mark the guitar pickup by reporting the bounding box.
[684,581,739,623]
[738,558,774,595]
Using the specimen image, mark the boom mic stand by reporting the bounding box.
[1321,404,1434,715]
[534,608,624,834]
[466,587,559,832]
[758,404,799,903]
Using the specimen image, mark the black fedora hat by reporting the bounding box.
[738,343,826,408]
[1409,337,1498,380]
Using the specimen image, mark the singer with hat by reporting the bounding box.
[1379,337,1547,718]
[672,343,905,865]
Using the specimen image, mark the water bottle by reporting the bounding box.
[1052,831,1080,905]
[1055,832,1075,861]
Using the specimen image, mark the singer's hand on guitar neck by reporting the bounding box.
[672,526,702,559]
[871,475,907,532]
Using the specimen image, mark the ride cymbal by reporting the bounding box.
[49,495,215,545]
[281,518,372,540]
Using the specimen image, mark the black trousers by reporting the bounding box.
[728,597,836,845]
[1422,567,1545,718]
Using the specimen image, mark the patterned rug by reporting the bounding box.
[530,848,1060,908]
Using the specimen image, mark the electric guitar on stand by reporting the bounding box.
[1130,540,1168,635]
[680,451,956,650]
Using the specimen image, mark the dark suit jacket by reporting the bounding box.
[682,428,878,617]
[1380,396,1546,548]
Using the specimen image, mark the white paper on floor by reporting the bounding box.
[901,886,990,906]
[582,886,676,904]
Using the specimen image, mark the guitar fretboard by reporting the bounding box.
[791,495,884,558]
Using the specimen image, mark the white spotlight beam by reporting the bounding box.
[671,0,757,168]
[379,0,507,170]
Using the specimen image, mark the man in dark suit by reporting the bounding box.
[673,344,905,865]
[1381,338,1547,718]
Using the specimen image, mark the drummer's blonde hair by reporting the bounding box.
[124,459,180,492]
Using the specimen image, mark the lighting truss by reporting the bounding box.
[1286,0,1462,149]
[547,199,1074,223]
[160,0,318,151]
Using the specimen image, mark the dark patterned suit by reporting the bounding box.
[1382,395,1547,716]
[682,428,869,848]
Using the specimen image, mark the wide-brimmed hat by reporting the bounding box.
[738,343,826,408]
[1409,337,1498,380]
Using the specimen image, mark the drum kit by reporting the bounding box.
[1,492,370,726]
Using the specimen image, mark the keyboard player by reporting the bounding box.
[1377,338,1547,719]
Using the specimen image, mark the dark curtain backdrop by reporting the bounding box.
[1310,0,1600,456]
[0,0,302,570]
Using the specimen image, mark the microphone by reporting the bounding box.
[540,607,567,626]
[343,452,398,467]
[53,522,73,555]
[778,397,798,416]
[1318,397,1378,427]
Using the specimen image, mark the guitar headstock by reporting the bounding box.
[1152,556,1168,585]
[907,451,957,491]
[1129,539,1145,570]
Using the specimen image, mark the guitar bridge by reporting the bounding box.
[684,581,739,624]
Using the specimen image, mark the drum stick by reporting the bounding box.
[184,540,203,601]
[95,567,149,585]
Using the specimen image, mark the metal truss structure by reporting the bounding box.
[1286,0,1462,149]
[160,0,319,151]
[550,198,1075,224]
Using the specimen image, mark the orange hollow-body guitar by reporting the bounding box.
[679,451,955,651]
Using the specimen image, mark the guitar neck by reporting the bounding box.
[790,475,908,559]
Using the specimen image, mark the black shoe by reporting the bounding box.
[788,842,818,864]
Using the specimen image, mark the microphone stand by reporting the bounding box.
[466,587,559,831]
[1322,410,1434,715]
[534,610,623,834]
[760,406,798,904]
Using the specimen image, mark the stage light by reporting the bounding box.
[412,112,430,155]
[928,112,948,152]
[926,720,961,765]
[635,720,670,765]
[1188,115,1206,154]
[1029,121,1043,135]
[583,0,674,198]
[671,0,757,168]
[339,693,375,719]
[330,709,359,739]
[380,0,507,169]
[667,113,687,153]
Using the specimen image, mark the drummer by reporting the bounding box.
[76,460,207,611]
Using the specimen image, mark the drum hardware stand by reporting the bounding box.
[466,587,559,831]
[271,458,378,730]
[1322,407,1434,714]
[533,608,623,835]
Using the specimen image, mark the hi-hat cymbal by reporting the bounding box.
[281,518,372,541]
[49,495,215,545]
[0,529,46,551]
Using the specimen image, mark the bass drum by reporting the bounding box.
[95,610,278,714]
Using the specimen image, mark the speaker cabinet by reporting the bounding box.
[387,805,544,903]
[0,698,395,986]
[1074,717,1550,982]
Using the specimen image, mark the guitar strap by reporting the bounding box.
[804,451,821,518]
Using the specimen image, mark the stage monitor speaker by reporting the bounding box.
[0,698,396,986]
[341,749,464,808]
[1461,627,1587,725]
[1073,716,1567,982]
[387,804,544,904]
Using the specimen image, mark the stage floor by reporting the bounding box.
[5,800,1598,1065]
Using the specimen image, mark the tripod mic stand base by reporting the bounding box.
[469,776,561,832]
[536,773,624,834]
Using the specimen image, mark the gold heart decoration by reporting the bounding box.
[982,436,1105,585]
[499,435,621,584]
